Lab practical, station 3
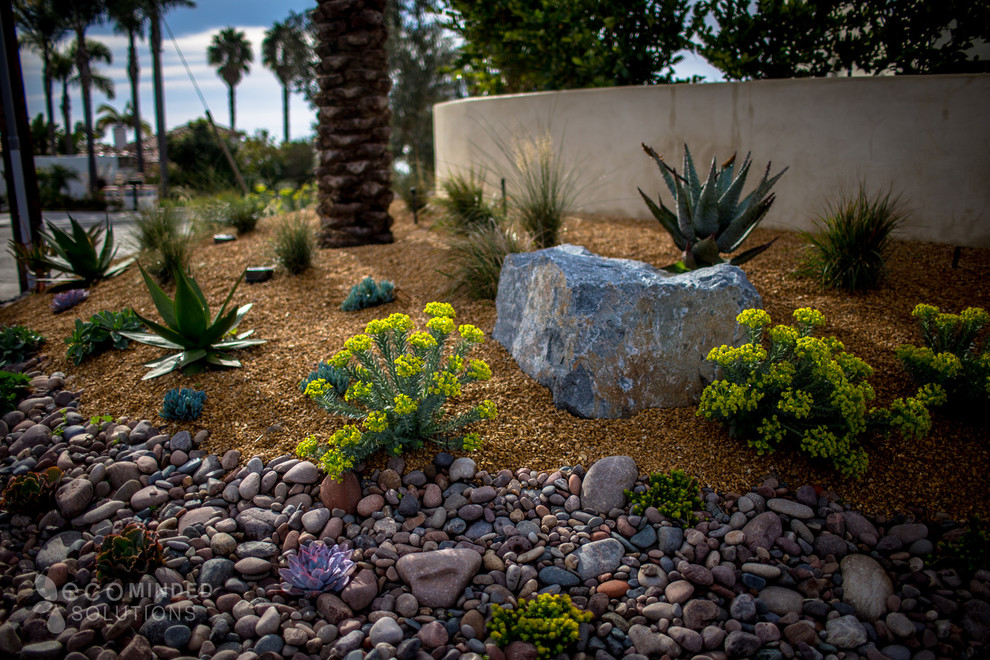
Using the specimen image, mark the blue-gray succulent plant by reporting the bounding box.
[279,541,354,597]
[639,143,788,271]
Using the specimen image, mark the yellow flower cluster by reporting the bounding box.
[426,316,455,335]
[408,331,437,351]
[961,306,990,326]
[344,334,373,353]
[778,388,813,419]
[462,432,483,451]
[707,343,768,368]
[768,324,799,346]
[345,380,372,402]
[447,355,465,373]
[467,359,492,381]
[295,434,319,458]
[363,411,389,432]
[911,303,940,320]
[698,380,762,419]
[393,394,418,415]
[477,399,498,420]
[318,449,355,479]
[793,307,826,329]
[395,354,424,377]
[459,324,485,343]
[755,415,785,452]
[383,313,414,333]
[424,302,456,318]
[430,371,461,397]
[737,308,771,329]
[304,378,330,399]
[329,349,352,368]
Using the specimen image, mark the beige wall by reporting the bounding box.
[434,74,990,247]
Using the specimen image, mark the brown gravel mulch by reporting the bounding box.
[2,205,989,520]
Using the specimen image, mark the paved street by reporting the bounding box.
[0,212,143,303]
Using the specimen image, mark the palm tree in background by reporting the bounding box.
[262,13,310,143]
[96,101,152,140]
[145,0,196,198]
[66,0,108,195]
[50,40,115,155]
[14,0,68,156]
[207,27,253,132]
[107,0,147,172]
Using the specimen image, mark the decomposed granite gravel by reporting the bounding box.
[0,203,988,521]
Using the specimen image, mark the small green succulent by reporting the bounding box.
[625,469,702,525]
[95,522,164,583]
[489,593,591,659]
[0,467,63,516]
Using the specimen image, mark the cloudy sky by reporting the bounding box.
[17,1,724,145]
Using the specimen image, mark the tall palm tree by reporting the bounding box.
[145,0,195,199]
[313,0,394,247]
[261,14,310,143]
[107,0,146,172]
[66,0,107,195]
[207,27,253,132]
[14,0,68,156]
[50,40,115,155]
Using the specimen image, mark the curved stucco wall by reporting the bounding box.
[434,75,990,247]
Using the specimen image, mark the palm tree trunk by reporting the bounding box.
[149,8,168,198]
[282,83,289,143]
[228,84,236,132]
[60,80,72,155]
[42,48,56,155]
[127,29,144,174]
[314,0,394,247]
[74,23,98,195]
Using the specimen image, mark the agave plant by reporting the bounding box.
[638,144,787,271]
[279,541,354,597]
[120,264,265,379]
[95,522,164,583]
[27,216,134,291]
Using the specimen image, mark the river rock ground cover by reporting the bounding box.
[1,204,990,660]
[1,204,987,519]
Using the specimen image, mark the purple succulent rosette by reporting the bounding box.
[51,288,89,313]
[279,541,355,596]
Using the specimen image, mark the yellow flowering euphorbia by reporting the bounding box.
[699,307,938,479]
[296,302,497,478]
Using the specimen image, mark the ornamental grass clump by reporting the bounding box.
[297,302,497,478]
[896,304,989,410]
[698,308,939,479]
[489,593,591,660]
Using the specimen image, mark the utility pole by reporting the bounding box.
[0,0,43,294]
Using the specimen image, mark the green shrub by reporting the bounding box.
[797,185,905,291]
[443,223,530,300]
[489,594,591,659]
[135,205,192,284]
[341,277,395,312]
[0,325,45,368]
[624,469,702,525]
[161,387,207,421]
[698,307,939,479]
[0,371,31,414]
[95,522,164,583]
[120,264,265,379]
[272,215,315,275]
[937,517,990,577]
[0,467,62,516]
[639,144,786,271]
[28,216,134,291]
[65,309,144,366]
[896,304,989,409]
[433,169,498,234]
[297,303,496,478]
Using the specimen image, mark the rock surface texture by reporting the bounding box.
[0,357,987,660]
[312,0,394,247]
[493,245,762,418]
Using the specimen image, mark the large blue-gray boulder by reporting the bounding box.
[493,245,762,418]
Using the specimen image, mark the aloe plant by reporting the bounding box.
[120,264,265,379]
[25,216,134,290]
[638,144,787,271]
